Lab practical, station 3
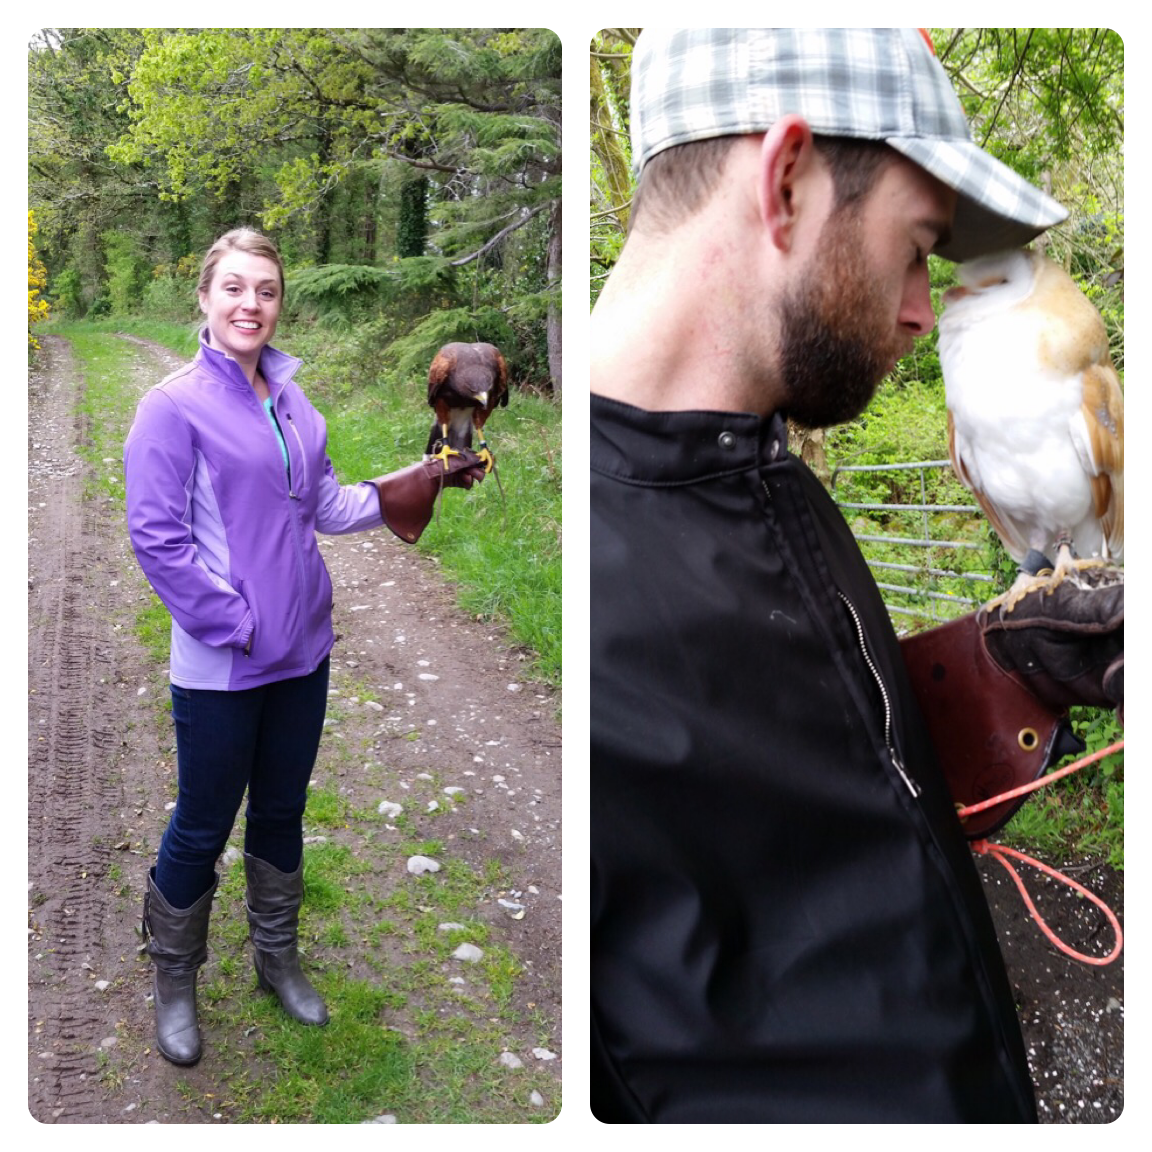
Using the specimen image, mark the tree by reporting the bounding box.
[590,29,638,304]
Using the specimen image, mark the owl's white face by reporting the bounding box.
[940,249,1037,324]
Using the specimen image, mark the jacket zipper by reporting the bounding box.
[285,412,308,495]
[264,393,314,669]
[837,590,921,798]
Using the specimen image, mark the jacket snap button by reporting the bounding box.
[718,431,736,450]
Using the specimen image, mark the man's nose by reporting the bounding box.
[900,267,936,336]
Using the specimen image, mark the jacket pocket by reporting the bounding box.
[236,577,256,656]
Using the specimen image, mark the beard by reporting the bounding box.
[776,208,910,429]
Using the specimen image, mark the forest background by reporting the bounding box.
[591,27,1125,866]
[29,26,563,683]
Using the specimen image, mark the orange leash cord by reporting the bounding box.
[960,740,1124,966]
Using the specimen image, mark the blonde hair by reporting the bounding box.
[197,228,285,296]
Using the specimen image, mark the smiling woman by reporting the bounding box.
[122,227,486,1067]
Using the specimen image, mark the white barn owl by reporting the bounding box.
[938,248,1122,605]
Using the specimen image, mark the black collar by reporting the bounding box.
[591,393,789,486]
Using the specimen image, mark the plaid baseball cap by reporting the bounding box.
[630,28,1068,261]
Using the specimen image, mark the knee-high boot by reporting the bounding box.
[243,853,329,1025]
[142,869,217,1065]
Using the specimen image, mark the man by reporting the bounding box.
[591,28,1118,1123]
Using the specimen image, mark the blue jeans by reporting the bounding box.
[154,659,330,909]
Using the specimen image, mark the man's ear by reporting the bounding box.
[757,115,817,251]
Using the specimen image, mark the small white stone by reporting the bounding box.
[529,1091,545,1107]
[407,855,441,875]
[532,1047,557,1061]
[499,1052,524,1069]
[93,980,110,992]
[427,801,439,813]
[506,683,522,692]
[378,801,403,819]
[418,673,439,681]
[438,922,466,933]
[443,786,465,796]
[453,943,484,962]
[364,700,384,712]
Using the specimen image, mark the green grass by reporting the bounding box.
[181,838,558,1123]
[39,320,561,1124]
[999,708,1124,869]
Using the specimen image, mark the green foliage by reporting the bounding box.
[51,267,85,319]
[590,29,639,303]
[102,229,147,316]
[397,177,429,258]
[141,264,198,321]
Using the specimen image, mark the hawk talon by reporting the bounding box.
[431,442,462,471]
[476,443,495,473]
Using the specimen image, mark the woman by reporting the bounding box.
[124,228,483,1065]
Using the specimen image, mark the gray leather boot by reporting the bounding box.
[142,869,217,1066]
[244,853,329,1025]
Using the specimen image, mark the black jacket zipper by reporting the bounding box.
[837,590,921,798]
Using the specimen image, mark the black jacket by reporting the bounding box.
[590,395,1036,1123]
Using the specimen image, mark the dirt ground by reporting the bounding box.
[27,334,562,1123]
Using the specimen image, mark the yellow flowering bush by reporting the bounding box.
[28,211,50,349]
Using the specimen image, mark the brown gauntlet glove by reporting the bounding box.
[979,566,1123,719]
[372,449,486,544]
[900,569,1123,839]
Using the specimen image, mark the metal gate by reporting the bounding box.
[831,459,996,628]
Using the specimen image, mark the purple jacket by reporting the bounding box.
[124,331,382,690]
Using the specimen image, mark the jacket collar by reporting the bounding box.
[196,326,303,399]
[591,393,789,485]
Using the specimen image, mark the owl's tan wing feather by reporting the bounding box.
[1080,360,1124,557]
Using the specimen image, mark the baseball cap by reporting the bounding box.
[630,28,1068,261]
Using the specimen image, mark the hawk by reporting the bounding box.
[938,248,1123,607]
[424,342,508,473]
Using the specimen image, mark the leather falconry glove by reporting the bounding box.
[979,565,1123,719]
[900,568,1123,839]
[372,449,487,544]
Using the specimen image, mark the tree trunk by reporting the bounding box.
[546,198,562,392]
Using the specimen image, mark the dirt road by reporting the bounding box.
[28,334,562,1123]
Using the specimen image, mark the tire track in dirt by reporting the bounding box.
[28,336,133,1119]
